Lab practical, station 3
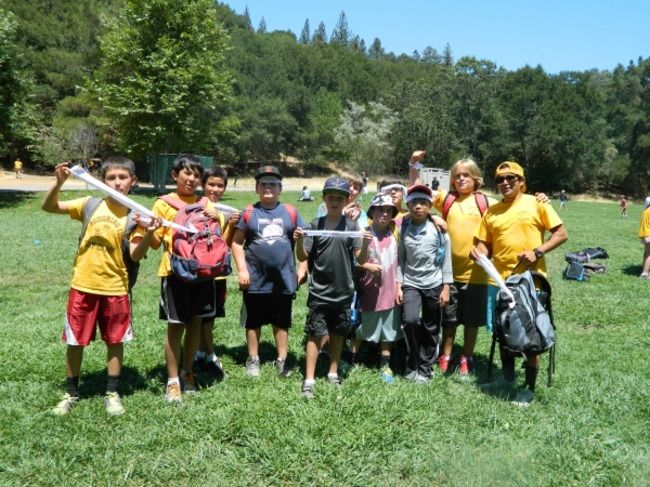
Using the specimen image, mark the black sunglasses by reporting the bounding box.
[495,175,519,185]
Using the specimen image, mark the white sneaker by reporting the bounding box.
[52,393,78,416]
[104,392,125,416]
[512,387,535,407]
[165,382,182,403]
[245,356,261,378]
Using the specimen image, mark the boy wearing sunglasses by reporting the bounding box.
[471,161,567,406]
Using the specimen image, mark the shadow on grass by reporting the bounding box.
[74,365,149,398]
[0,190,36,208]
[622,264,643,276]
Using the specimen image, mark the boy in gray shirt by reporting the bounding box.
[397,184,453,383]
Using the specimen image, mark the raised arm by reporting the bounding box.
[42,162,72,214]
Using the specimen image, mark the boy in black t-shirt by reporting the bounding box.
[294,177,370,399]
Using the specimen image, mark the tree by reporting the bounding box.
[368,38,384,59]
[299,19,310,44]
[0,8,37,161]
[334,100,398,174]
[443,43,453,66]
[312,21,327,44]
[243,6,253,31]
[257,17,267,34]
[91,0,234,157]
[421,46,441,64]
[330,11,350,46]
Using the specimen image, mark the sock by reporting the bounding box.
[206,352,217,363]
[327,372,339,380]
[304,379,315,386]
[167,377,180,386]
[66,376,80,397]
[106,375,120,394]
[525,366,538,392]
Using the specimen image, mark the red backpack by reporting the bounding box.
[441,191,490,220]
[159,195,231,282]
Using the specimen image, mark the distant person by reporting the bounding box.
[430,177,440,191]
[620,195,628,218]
[42,158,161,416]
[559,190,568,211]
[14,157,23,179]
[472,161,568,407]
[299,185,314,202]
[638,204,650,279]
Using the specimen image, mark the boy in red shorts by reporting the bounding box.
[42,157,161,416]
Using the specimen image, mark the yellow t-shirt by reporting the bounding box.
[638,207,650,238]
[68,197,131,296]
[148,193,202,277]
[476,193,563,279]
[434,190,498,284]
[14,160,22,171]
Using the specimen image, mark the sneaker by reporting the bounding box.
[165,382,182,403]
[415,373,431,384]
[438,354,451,373]
[274,358,292,378]
[205,356,225,380]
[640,273,650,280]
[52,393,78,416]
[327,374,342,386]
[380,365,395,384]
[404,369,419,381]
[511,387,535,407]
[301,382,315,400]
[458,355,473,377]
[183,372,198,394]
[245,356,260,378]
[104,392,125,416]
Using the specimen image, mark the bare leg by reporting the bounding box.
[246,328,261,357]
[200,319,215,355]
[182,316,201,373]
[328,334,345,376]
[106,343,123,377]
[642,243,650,275]
[272,326,288,360]
[442,326,456,356]
[305,336,325,381]
[66,345,84,378]
[462,327,479,357]
[165,323,184,378]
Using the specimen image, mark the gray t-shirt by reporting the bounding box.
[304,216,361,306]
[397,218,453,289]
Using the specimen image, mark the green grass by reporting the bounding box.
[1,190,648,486]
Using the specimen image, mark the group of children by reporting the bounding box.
[45,152,562,414]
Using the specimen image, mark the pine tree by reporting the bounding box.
[443,43,453,66]
[312,21,327,44]
[243,6,253,31]
[368,38,384,59]
[330,10,350,46]
[257,16,266,33]
[299,18,310,44]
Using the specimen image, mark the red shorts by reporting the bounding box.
[63,289,133,346]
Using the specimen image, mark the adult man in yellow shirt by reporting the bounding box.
[472,161,568,406]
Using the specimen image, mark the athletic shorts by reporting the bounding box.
[357,308,402,343]
[159,275,216,325]
[240,293,293,330]
[442,282,491,328]
[304,302,352,338]
[63,288,133,346]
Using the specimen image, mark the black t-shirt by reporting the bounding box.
[303,216,361,306]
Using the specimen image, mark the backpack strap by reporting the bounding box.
[80,197,103,244]
[441,191,458,220]
[159,194,206,211]
[283,203,298,228]
[441,190,489,220]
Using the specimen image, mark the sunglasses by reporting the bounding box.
[495,175,519,185]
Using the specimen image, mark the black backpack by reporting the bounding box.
[80,197,140,293]
[494,271,555,355]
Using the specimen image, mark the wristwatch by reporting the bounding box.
[533,248,544,259]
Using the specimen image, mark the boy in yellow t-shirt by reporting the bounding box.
[472,161,567,407]
[638,206,650,279]
[144,154,213,403]
[42,157,161,416]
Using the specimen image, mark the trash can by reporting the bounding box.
[148,154,214,190]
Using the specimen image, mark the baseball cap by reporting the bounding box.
[495,161,526,191]
[255,165,282,182]
[368,193,398,218]
[322,176,350,196]
[405,184,433,204]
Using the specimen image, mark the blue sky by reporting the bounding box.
[222,0,648,73]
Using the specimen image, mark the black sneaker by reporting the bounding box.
[205,356,225,381]
[274,358,292,378]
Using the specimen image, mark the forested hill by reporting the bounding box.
[1,1,648,195]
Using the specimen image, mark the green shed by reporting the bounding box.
[147,154,214,189]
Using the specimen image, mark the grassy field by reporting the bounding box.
[1,189,648,486]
